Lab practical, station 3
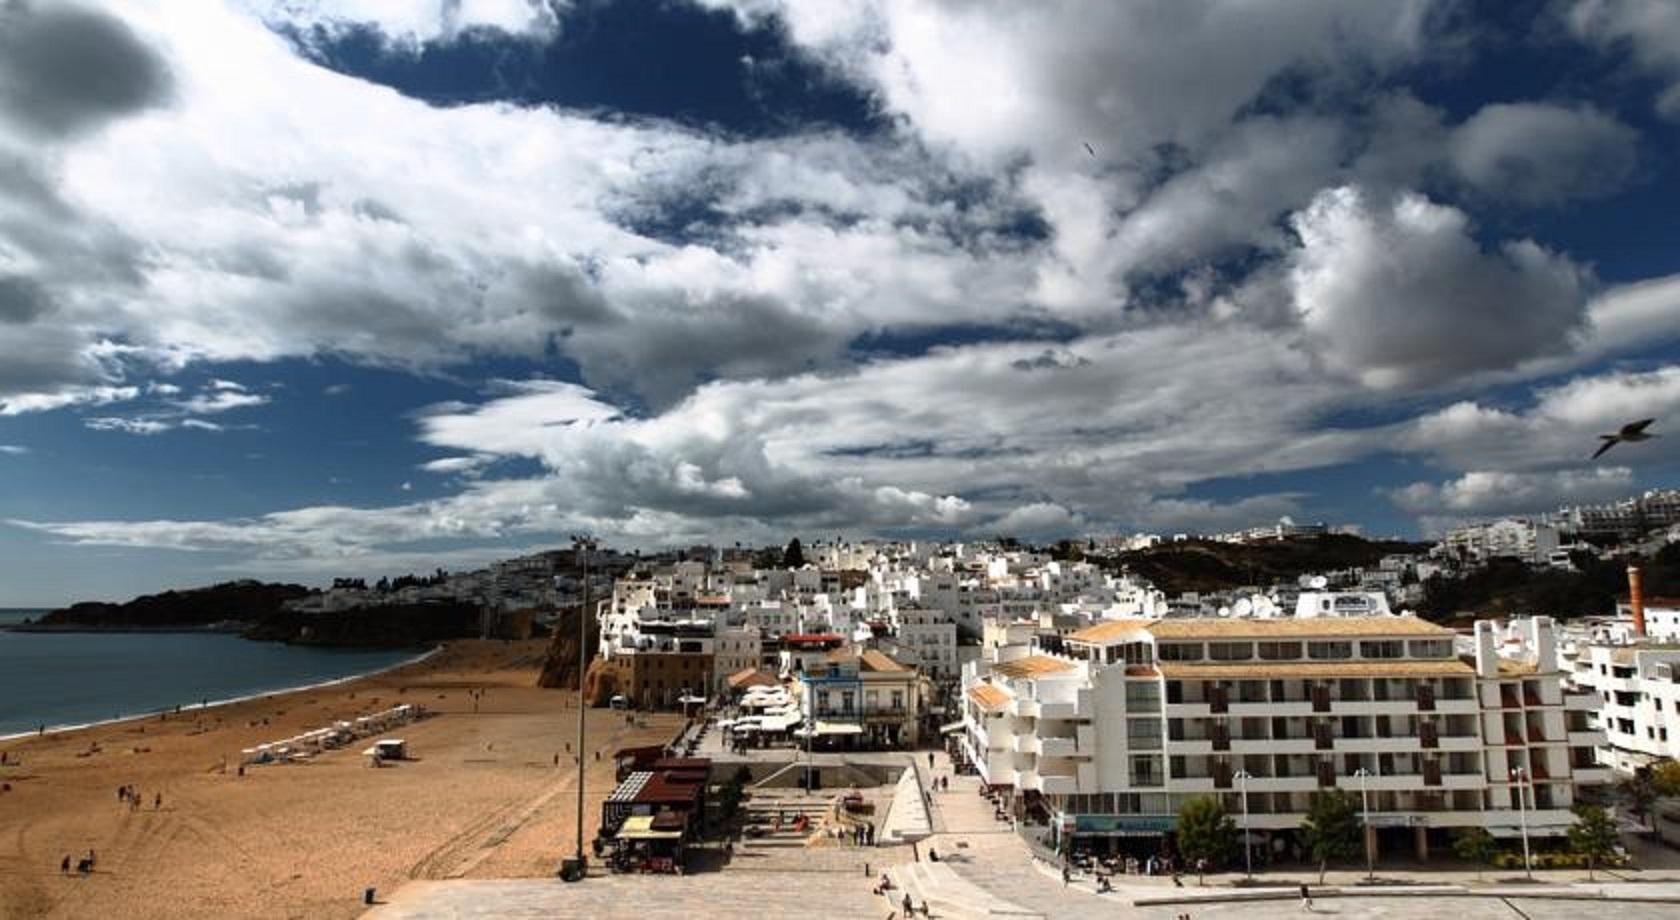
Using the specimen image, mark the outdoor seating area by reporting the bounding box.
[598,756,711,875]
[720,685,802,752]
[240,703,424,766]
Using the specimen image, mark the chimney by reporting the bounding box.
[1474,619,1499,678]
[1629,565,1647,638]
[1528,616,1556,672]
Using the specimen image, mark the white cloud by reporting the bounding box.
[0,385,139,416]
[241,0,561,49]
[420,455,495,475]
[1400,365,1680,471]
[1388,466,1636,517]
[0,444,28,455]
[1565,0,1680,118]
[1287,185,1589,389]
[1447,102,1639,205]
[85,416,172,435]
[173,389,268,414]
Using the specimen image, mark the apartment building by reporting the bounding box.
[961,614,1609,860]
[1558,567,1680,772]
[797,647,923,748]
[1565,642,1680,772]
[1443,518,1560,565]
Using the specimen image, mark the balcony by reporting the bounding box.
[1011,699,1040,718]
[1571,765,1614,785]
[1013,734,1041,755]
[1039,773,1078,795]
[1039,701,1079,719]
[1567,730,1608,748]
[1437,734,1482,752]
[1040,736,1079,757]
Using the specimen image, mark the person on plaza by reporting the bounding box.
[1299,883,1313,911]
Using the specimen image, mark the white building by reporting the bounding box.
[961,614,1609,859]
[1563,642,1680,773]
[1443,518,1560,566]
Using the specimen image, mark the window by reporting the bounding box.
[892,690,904,711]
[1409,640,1452,659]
[1361,640,1404,659]
[1258,641,1302,661]
[1309,641,1353,660]
[1131,755,1163,787]
[1158,642,1202,662]
[1128,718,1162,750]
[1208,642,1254,661]
[1126,681,1162,711]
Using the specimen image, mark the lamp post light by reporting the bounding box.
[561,535,596,883]
[1353,767,1375,882]
[1234,769,1254,880]
[1511,765,1533,880]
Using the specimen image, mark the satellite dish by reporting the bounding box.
[1310,575,1329,590]
[1233,598,1253,617]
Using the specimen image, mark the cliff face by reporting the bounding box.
[34,582,483,648]
[37,581,313,629]
[536,604,599,691]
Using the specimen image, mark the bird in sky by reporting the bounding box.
[1591,418,1658,459]
[1083,142,1096,158]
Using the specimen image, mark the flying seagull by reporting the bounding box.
[1083,142,1096,158]
[1591,418,1658,459]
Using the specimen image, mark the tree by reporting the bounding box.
[1652,760,1680,798]
[1300,790,1363,884]
[1176,796,1238,885]
[782,537,805,569]
[1568,803,1619,880]
[1451,827,1498,881]
[1623,773,1657,828]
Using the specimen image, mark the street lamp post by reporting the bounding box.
[562,535,595,882]
[1234,770,1253,879]
[1512,765,1533,880]
[1353,767,1375,881]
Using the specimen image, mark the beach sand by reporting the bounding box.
[0,639,682,919]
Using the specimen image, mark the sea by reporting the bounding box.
[0,609,423,738]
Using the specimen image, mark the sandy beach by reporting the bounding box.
[0,639,682,919]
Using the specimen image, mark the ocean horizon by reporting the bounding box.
[0,611,421,737]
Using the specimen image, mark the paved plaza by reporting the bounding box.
[365,744,1680,919]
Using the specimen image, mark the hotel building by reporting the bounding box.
[961,614,1610,859]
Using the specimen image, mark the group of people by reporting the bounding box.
[59,849,97,876]
[116,784,161,811]
[838,822,875,846]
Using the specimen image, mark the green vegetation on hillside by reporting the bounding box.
[39,581,312,629]
[1089,535,1428,595]
[1419,542,1680,622]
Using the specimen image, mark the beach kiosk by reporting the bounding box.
[362,738,406,766]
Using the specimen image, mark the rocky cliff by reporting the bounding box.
[35,581,313,630]
[536,603,600,692]
[246,601,482,647]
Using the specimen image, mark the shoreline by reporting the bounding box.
[0,638,685,919]
[0,644,442,743]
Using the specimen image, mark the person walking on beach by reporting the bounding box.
[1299,883,1312,911]
[60,855,70,875]
[154,792,162,810]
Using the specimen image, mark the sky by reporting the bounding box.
[3,0,1680,606]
